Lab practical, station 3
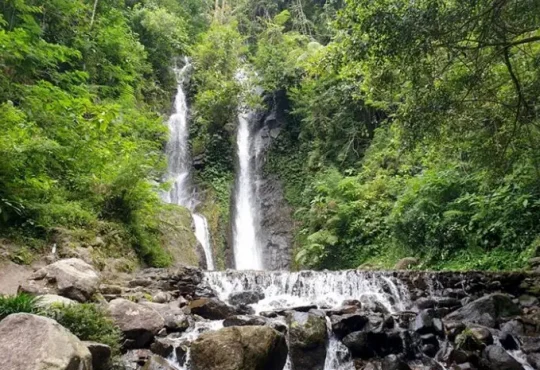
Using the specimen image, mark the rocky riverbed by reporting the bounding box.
[2,258,540,370]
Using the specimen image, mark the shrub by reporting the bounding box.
[0,293,41,320]
[44,303,123,355]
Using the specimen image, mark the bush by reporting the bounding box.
[0,293,41,320]
[44,303,123,355]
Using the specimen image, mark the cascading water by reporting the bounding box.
[232,71,263,270]
[192,213,214,270]
[205,270,410,314]
[167,270,412,370]
[208,270,411,370]
[162,58,214,270]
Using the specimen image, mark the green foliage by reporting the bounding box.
[44,303,123,355]
[0,0,202,267]
[0,293,40,320]
[250,0,540,271]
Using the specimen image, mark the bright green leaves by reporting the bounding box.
[0,0,191,267]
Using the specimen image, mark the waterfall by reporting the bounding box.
[204,270,411,314]
[232,71,263,270]
[168,270,412,370]
[192,213,214,270]
[162,58,214,270]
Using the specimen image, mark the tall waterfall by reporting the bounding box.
[232,73,263,270]
[163,59,214,270]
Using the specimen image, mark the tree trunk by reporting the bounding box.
[90,0,98,28]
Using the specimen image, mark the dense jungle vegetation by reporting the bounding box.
[1,0,539,271]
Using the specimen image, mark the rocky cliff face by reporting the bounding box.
[252,93,293,270]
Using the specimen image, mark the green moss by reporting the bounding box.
[157,204,200,267]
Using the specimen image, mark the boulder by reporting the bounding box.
[140,301,189,332]
[416,298,436,310]
[228,290,265,306]
[481,345,524,370]
[331,313,369,339]
[469,327,493,346]
[152,292,170,304]
[501,319,525,336]
[519,295,539,308]
[223,315,268,327]
[394,257,419,270]
[435,342,470,366]
[0,313,92,370]
[444,294,520,328]
[188,298,236,320]
[343,331,403,360]
[150,337,176,358]
[108,298,165,348]
[19,258,99,302]
[287,311,328,370]
[190,326,288,370]
[35,294,78,308]
[415,309,444,337]
[83,341,111,370]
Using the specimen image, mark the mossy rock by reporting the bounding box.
[157,205,200,267]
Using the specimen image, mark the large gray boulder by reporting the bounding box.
[19,258,100,302]
[108,298,165,348]
[228,290,265,306]
[287,311,328,370]
[444,294,520,328]
[188,297,236,320]
[190,326,288,370]
[0,313,92,370]
[140,301,189,332]
[331,313,369,339]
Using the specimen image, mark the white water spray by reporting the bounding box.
[205,270,411,315]
[192,213,214,270]
[162,58,214,270]
[232,71,263,270]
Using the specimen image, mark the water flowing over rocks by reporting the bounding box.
[6,261,540,370]
[0,313,92,370]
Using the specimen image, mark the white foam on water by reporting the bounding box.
[205,270,411,314]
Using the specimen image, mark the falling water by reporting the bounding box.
[192,213,214,270]
[163,60,193,207]
[232,71,263,270]
[162,58,214,270]
[205,269,411,313]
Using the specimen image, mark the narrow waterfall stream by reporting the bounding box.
[162,59,214,270]
[232,72,263,270]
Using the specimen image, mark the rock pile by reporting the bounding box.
[3,258,540,370]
